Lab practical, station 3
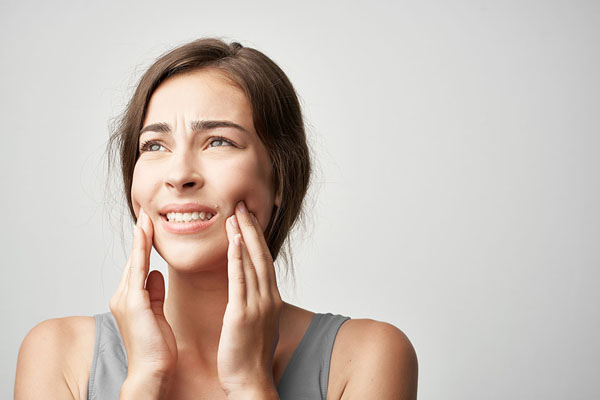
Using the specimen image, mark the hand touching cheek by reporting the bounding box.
[217,201,282,397]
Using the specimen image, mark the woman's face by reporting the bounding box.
[131,68,279,270]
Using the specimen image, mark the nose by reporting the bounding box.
[163,149,204,192]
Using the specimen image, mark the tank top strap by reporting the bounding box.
[87,311,350,400]
[87,311,128,400]
[276,312,351,399]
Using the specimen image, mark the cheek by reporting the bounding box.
[223,162,274,231]
[219,158,273,212]
[130,162,156,213]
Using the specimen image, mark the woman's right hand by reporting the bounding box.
[109,208,178,382]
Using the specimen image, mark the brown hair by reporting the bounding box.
[106,38,311,284]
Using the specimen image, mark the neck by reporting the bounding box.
[163,261,230,368]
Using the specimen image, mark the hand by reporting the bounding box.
[109,208,178,381]
[217,201,283,396]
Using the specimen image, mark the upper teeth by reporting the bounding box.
[166,211,214,222]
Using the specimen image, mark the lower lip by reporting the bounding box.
[160,214,217,234]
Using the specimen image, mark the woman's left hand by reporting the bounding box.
[217,200,282,398]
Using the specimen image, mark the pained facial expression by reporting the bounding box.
[131,68,280,271]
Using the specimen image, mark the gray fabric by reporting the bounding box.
[87,311,350,400]
[276,313,351,399]
[87,313,128,400]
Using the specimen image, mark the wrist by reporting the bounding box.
[120,373,173,400]
[226,384,279,400]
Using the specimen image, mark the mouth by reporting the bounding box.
[160,211,216,223]
[159,211,218,234]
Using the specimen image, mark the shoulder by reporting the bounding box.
[332,318,418,400]
[15,316,96,400]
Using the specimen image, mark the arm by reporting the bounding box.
[14,317,172,400]
[341,321,418,400]
[14,318,76,400]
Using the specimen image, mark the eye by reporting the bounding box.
[208,136,235,148]
[139,140,166,152]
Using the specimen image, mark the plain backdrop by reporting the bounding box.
[2,0,599,398]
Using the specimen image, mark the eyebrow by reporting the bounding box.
[139,120,249,136]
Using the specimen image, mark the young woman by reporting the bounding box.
[15,38,418,399]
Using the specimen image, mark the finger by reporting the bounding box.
[227,215,259,302]
[123,210,144,290]
[128,213,149,291]
[115,252,132,296]
[140,208,154,262]
[135,208,153,290]
[252,212,279,292]
[225,213,237,243]
[146,270,166,316]
[227,230,246,306]
[248,211,281,301]
[235,201,274,296]
[239,233,260,303]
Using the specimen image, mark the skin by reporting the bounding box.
[14,63,418,400]
[122,68,283,396]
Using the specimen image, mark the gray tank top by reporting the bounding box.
[87,311,350,400]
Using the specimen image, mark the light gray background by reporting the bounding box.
[2,0,599,398]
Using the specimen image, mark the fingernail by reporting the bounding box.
[230,215,239,228]
[236,201,248,213]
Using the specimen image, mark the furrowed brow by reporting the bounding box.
[139,122,171,136]
[190,120,249,134]
[139,120,248,136]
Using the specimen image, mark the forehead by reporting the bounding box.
[143,68,252,127]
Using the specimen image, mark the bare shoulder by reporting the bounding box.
[329,318,418,400]
[14,316,96,400]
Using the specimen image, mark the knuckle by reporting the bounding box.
[241,215,254,227]
[233,310,247,327]
[245,307,259,320]
[227,308,248,324]
[271,296,283,310]
[109,296,120,312]
[133,245,145,258]
[258,252,273,264]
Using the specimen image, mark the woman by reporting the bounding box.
[15,38,418,399]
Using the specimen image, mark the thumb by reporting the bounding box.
[146,269,166,317]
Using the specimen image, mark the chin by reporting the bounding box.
[154,237,228,272]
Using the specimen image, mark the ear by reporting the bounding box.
[274,188,282,208]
